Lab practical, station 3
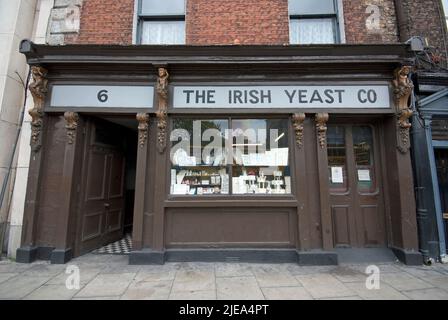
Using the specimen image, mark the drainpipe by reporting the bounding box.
[394,0,410,42]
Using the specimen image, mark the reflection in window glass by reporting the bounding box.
[231,119,291,195]
[327,126,347,190]
[170,119,229,195]
[353,126,375,192]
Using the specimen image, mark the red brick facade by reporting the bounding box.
[64,0,447,64]
[66,0,134,45]
[186,0,290,45]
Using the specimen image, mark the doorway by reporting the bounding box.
[327,124,386,248]
[435,148,448,253]
[75,116,137,256]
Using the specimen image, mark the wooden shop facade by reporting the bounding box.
[16,40,422,265]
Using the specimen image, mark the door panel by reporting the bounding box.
[78,119,127,255]
[328,124,386,248]
[435,148,448,252]
[331,206,351,247]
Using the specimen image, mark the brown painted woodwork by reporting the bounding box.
[328,124,386,248]
[76,118,127,254]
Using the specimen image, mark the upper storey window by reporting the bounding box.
[138,0,186,44]
[443,0,448,28]
[289,0,340,44]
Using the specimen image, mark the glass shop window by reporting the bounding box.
[138,0,186,44]
[443,0,448,28]
[169,118,292,196]
[353,126,375,193]
[327,126,348,192]
[288,0,339,44]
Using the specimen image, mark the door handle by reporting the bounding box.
[104,203,110,208]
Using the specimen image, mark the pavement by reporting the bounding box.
[1,254,448,300]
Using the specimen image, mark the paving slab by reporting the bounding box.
[24,284,80,300]
[403,288,448,300]
[74,273,136,298]
[253,267,300,288]
[121,280,172,300]
[381,273,435,291]
[216,276,265,300]
[47,267,103,286]
[345,282,409,300]
[0,276,50,299]
[295,274,355,299]
[0,273,18,285]
[169,290,217,300]
[172,270,215,292]
[261,287,313,300]
[134,270,177,282]
[215,263,254,278]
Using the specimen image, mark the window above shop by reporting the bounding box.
[288,0,340,44]
[170,118,292,196]
[443,0,448,28]
[137,0,186,44]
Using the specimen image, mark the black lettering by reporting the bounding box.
[284,90,296,104]
[298,90,308,104]
[324,89,335,104]
[196,90,206,104]
[358,89,368,104]
[368,89,377,103]
[260,90,271,104]
[207,90,216,104]
[249,90,260,104]
[335,90,345,103]
[183,90,194,104]
[310,90,324,104]
[234,90,243,104]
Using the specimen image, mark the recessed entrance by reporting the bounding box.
[327,123,386,248]
[435,148,448,254]
[75,116,137,257]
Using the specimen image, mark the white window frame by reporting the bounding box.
[288,0,346,44]
[134,0,186,45]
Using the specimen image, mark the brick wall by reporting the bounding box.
[66,0,134,44]
[403,0,448,65]
[343,0,399,44]
[186,0,289,45]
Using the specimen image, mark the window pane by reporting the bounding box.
[352,126,375,193]
[327,126,347,191]
[289,0,336,15]
[231,119,291,195]
[141,21,185,44]
[170,119,229,195]
[290,18,336,44]
[140,0,185,15]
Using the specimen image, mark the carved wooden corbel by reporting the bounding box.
[156,67,169,153]
[392,66,414,153]
[292,113,306,148]
[28,66,48,152]
[64,112,79,145]
[315,113,329,149]
[136,113,150,148]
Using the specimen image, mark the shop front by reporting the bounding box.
[16,41,422,265]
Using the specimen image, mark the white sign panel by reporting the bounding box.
[331,167,344,184]
[173,85,391,109]
[50,85,154,108]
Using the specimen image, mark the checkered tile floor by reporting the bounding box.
[92,234,132,255]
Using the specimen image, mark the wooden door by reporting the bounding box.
[435,148,448,252]
[78,119,126,255]
[328,124,386,248]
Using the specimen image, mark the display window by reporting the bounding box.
[170,118,292,196]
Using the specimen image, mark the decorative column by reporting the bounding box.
[17,66,49,262]
[137,113,150,148]
[64,112,79,144]
[156,67,169,153]
[315,113,329,149]
[314,112,334,253]
[292,113,306,148]
[392,66,414,154]
[28,66,48,152]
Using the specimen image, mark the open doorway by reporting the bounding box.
[75,115,137,256]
